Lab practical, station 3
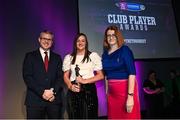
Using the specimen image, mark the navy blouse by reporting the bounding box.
[102,45,136,80]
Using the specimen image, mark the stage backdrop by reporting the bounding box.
[78,0,180,59]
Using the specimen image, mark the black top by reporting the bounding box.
[143,79,164,90]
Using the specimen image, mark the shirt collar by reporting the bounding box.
[39,47,50,58]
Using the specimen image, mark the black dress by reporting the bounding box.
[143,79,164,118]
[67,83,98,119]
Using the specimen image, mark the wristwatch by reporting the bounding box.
[128,93,134,96]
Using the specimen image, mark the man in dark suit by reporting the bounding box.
[23,30,63,119]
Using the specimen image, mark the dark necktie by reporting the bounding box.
[44,51,48,72]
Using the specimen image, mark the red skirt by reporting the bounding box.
[108,79,141,119]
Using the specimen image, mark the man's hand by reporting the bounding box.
[48,95,55,102]
[42,89,54,101]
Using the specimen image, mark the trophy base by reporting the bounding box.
[71,80,83,91]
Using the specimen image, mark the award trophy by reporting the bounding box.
[75,64,80,78]
[74,64,82,90]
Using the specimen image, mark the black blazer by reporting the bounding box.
[23,49,63,106]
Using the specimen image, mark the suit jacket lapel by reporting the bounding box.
[36,49,47,73]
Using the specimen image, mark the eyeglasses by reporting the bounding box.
[40,37,53,41]
[107,34,117,39]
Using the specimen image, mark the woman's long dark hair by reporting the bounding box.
[71,33,91,64]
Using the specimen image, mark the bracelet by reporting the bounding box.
[128,93,134,96]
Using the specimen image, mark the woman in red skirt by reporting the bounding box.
[102,25,141,119]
